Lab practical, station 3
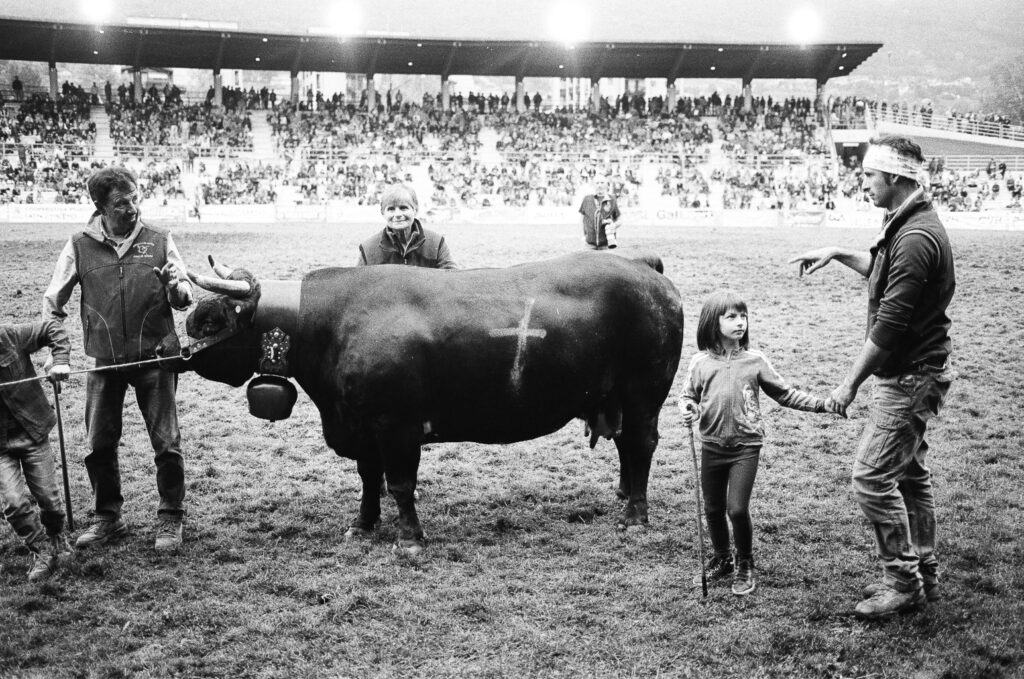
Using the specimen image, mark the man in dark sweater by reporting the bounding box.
[789,135,955,620]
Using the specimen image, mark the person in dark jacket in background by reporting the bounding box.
[789,135,956,620]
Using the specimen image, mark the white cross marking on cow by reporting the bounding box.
[489,298,547,389]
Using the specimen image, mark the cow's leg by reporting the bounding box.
[614,411,659,529]
[344,454,384,541]
[615,446,631,501]
[376,424,425,554]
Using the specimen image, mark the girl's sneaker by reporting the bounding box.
[692,553,734,586]
[732,559,757,596]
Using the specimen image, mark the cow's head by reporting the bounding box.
[157,256,263,387]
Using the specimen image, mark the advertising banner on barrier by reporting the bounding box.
[782,209,827,228]
[7,203,92,223]
[276,204,327,222]
[649,208,720,228]
[144,203,189,223]
[202,205,276,223]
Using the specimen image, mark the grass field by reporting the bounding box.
[1,220,1022,678]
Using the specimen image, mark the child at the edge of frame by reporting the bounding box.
[678,289,838,596]
[0,319,72,582]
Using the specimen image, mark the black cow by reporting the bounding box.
[160,252,684,551]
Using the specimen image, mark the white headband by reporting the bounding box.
[862,144,924,183]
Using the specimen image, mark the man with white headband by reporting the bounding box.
[788,135,956,620]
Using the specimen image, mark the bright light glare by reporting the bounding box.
[326,0,362,36]
[787,5,822,44]
[547,2,589,45]
[80,0,113,24]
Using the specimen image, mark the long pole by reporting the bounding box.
[688,424,707,597]
[51,380,74,532]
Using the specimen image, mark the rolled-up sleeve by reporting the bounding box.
[42,239,79,322]
[165,233,194,310]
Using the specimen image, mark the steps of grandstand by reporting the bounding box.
[247,113,275,158]
[91,105,115,162]
[477,128,501,166]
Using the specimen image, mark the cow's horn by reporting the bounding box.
[209,255,235,280]
[188,272,252,297]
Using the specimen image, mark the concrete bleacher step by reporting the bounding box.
[90,105,115,162]
[248,113,275,158]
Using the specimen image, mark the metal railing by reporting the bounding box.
[872,109,1024,143]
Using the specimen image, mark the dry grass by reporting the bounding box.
[1,220,1022,678]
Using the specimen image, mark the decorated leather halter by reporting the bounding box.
[251,280,301,377]
[181,280,301,374]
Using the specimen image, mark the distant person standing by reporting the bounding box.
[789,135,955,620]
[579,178,622,250]
[12,75,24,102]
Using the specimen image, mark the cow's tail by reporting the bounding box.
[632,254,664,274]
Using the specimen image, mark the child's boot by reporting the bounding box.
[732,558,757,596]
[692,552,734,586]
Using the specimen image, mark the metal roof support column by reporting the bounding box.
[134,69,143,103]
[48,61,58,100]
[815,78,827,115]
[590,77,601,112]
[441,75,450,112]
[666,78,677,112]
[366,73,376,113]
[213,69,223,109]
[742,77,752,113]
[290,71,299,105]
[515,76,524,113]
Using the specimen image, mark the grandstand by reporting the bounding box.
[1,10,1022,225]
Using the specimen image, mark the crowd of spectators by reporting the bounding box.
[0,93,96,152]
[829,95,1022,139]
[491,110,713,160]
[426,156,642,209]
[269,99,482,157]
[197,159,283,205]
[107,101,253,152]
[4,80,1022,213]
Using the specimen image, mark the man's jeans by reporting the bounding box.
[84,366,185,520]
[852,366,952,591]
[0,428,65,549]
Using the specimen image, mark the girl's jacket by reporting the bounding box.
[680,348,824,448]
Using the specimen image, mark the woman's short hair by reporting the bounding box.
[87,166,138,208]
[696,289,749,351]
[380,182,418,212]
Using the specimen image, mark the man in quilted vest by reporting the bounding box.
[43,166,195,554]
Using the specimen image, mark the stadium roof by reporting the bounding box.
[0,18,880,82]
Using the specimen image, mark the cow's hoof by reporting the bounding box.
[392,538,425,556]
[616,516,649,531]
[343,524,377,541]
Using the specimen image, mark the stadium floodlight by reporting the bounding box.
[325,0,362,37]
[546,2,590,47]
[787,4,822,44]
[80,0,113,25]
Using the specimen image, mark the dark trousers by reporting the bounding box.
[84,366,184,520]
[701,441,761,562]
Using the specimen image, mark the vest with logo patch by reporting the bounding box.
[72,224,173,363]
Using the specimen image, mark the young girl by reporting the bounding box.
[679,290,830,596]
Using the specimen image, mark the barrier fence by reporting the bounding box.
[2,201,1021,231]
